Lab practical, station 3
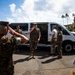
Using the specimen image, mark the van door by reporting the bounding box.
[30,23,48,44]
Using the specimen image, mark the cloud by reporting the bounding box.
[8,0,75,25]
[9,3,16,12]
[7,17,14,23]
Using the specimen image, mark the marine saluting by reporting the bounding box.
[0,21,29,75]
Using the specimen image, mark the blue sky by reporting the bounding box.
[0,0,75,25]
[0,0,23,20]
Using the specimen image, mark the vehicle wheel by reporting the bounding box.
[63,42,73,53]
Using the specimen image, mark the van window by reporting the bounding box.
[10,23,28,31]
[20,25,28,31]
[50,23,58,31]
[62,28,70,35]
[10,26,16,30]
[50,23,70,35]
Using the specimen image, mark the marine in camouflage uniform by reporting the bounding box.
[15,25,22,34]
[0,21,29,75]
[14,25,22,53]
[29,23,41,59]
[0,22,16,75]
[0,35,16,75]
[50,26,57,55]
[57,26,63,59]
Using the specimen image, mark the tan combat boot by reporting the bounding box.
[32,54,35,59]
[73,71,75,75]
[57,55,62,59]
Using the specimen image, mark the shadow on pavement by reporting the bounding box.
[42,57,58,64]
[14,56,32,64]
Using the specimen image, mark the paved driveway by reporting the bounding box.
[13,48,75,75]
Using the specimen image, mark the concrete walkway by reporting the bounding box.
[13,50,75,75]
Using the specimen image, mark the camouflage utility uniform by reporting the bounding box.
[0,35,16,75]
[14,28,22,53]
[30,28,41,58]
[57,30,63,58]
[15,28,22,34]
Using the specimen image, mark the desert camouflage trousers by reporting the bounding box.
[51,42,56,54]
[57,43,62,56]
[30,41,38,56]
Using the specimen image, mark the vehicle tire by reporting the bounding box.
[63,42,73,53]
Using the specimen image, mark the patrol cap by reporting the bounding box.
[33,23,37,26]
[0,21,9,26]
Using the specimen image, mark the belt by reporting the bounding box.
[54,38,57,39]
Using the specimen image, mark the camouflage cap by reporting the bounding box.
[33,23,37,26]
[0,21,9,26]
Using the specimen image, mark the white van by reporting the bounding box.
[8,22,75,53]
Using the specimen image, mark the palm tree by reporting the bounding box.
[61,15,65,25]
[72,13,75,23]
[72,13,75,16]
[65,13,69,24]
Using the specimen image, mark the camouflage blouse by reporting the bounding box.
[30,28,41,41]
[0,35,16,75]
[57,30,63,43]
